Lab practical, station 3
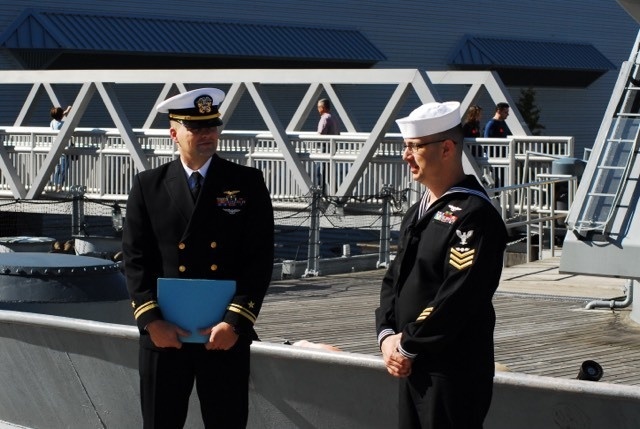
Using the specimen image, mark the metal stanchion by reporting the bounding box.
[70,185,87,237]
[303,186,323,277]
[377,184,393,269]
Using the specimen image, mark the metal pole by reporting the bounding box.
[377,185,393,268]
[304,186,322,277]
[70,185,87,237]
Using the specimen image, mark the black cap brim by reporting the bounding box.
[177,118,223,128]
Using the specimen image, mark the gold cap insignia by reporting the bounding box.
[195,95,213,114]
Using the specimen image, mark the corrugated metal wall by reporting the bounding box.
[0,1,637,157]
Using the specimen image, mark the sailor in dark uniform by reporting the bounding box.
[123,88,274,429]
[375,102,507,428]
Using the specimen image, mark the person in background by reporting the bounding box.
[49,241,63,253]
[376,101,507,428]
[316,98,339,135]
[62,240,75,254]
[462,104,483,138]
[50,105,72,192]
[483,102,511,138]
[123,88,274,429]
[462,105,485,157]
[50,105,71,130]
[315,98,340,193]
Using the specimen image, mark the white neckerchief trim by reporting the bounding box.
[417,185,494,220]
[447,186,493,204]
[417,190,431,219]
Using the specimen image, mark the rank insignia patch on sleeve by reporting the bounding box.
[416,306,434,322]
[455,229,473,245]
[449,247,475,270]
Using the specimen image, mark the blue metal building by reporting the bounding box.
[0,1,637,157]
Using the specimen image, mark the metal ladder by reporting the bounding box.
[569,38,640,237]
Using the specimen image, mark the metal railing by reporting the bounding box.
[0,127,413,202]
[489,174,578,264]
[0,127,573,206]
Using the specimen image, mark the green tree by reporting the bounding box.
[516,87,545,135]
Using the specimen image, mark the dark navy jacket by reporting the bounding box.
[123,154,274,338]
[376,175,507,378]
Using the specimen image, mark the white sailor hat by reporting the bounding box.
[157,88,225,128]
[396,101,461,139]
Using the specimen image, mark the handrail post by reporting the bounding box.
[70,185,87,237]
[550,180,556,257]
[526,185,532,263]
[329,137,335,196]
[303,186,323,277]
[377,184,393,269]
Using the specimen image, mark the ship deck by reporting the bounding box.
[256,254,640,386]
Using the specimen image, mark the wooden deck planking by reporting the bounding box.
[255,262,640,386]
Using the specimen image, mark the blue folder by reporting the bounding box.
[157,278,236,343]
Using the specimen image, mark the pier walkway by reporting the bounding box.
[256,255,640,386]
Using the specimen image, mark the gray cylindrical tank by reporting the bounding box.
[551,158,587,212]
[0,252,133,325]
[0,236,56,253]
[551,157,587,181]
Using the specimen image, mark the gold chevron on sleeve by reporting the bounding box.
[449,247,475,270]
[227,303,257,324]
[416,306,434,322]
[133,300,159,320]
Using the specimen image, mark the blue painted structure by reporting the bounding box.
[0,1,635,157]
[450,35,617,87]
[0,9,385,65]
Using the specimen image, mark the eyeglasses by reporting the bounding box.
[402,140,446,152]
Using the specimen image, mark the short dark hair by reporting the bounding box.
[495,102,510,111]
[50,106,64,121]
[447,125,465,146]
[318,98,331,110]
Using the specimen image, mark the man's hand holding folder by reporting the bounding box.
[156,278,237,344]
[146,319,190,349]
[147,319,239,350]
[199,321,239,351]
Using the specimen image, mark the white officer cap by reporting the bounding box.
[157,88,225,127]
[396,101,461,139]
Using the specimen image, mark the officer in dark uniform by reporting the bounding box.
[375,102,507,428]
[123,88,274,429]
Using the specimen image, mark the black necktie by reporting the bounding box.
[189,171,202,201]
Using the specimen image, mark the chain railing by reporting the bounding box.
[0,175,575,274]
